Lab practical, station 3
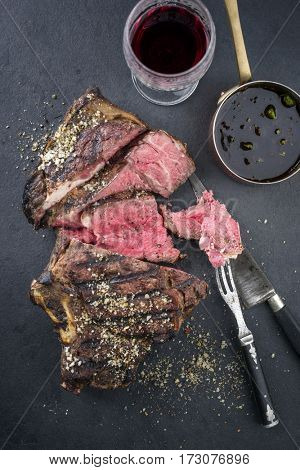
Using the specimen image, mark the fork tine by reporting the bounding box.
[226,261,237,291]
[215,268,224,294]
[220,265,230,294]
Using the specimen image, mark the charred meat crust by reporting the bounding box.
[23,89,194,232]
[23,88,147,227]
[31,239,207,392]
[25,90,206,394]
[45,119,146,185]
[63,87,146,128]
[42,129,194,229]
[61,333,151,394]
[22,169,47,227]
[45,131,149,227]
[43,87,146,165]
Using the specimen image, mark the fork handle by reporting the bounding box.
[241,339,279,428]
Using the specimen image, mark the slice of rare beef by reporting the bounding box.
[23,88,146,227]
[47,130,195,228]
[96,130,195,199]
[61,192,180,263]
[30,238,208,393]
[160,190,243,267]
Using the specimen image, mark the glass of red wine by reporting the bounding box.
[123,0,216,105]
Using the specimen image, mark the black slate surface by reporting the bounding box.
[0,0,299,450]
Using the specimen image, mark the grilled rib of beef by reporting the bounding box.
[23,89,195,229]
[24,89,209,394]
[23,88,147,227]
[30,238,207,393]
[46,130,195,229]
[160,190,243,267]
[61,191,180,263]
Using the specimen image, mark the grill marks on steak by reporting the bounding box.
[61,192,180,263]
[30,238,207,393]
[160,190,243,267]
[23,87,195,230]
[23,88,146,226]
[61,328,151,392]
[25,89,210,394]
[45,130,195,229]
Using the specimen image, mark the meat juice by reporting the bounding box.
[131,5,208,74]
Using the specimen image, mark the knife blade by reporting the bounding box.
[189,173,300,355]
[230,248,280,309]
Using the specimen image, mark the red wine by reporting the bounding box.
[131,5,207,74]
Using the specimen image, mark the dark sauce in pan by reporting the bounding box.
[215,83,300,181]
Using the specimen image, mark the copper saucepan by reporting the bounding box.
[211,0,300,185]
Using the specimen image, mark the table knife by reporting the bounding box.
[189,173,300,355]
[231,249,300,355]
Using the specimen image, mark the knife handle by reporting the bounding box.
[274,305,300,356]
[241,338,279,428]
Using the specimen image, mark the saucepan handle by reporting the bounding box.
[224,0,252,84]
[242,339,279,428]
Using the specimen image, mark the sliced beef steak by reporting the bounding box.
[23,88,146,227]
[46,130,195,228]
[30,238,207,393]
[61,192,180,263]
[60,227,97,245]
[161,190,243,267]
[95,130,195,199]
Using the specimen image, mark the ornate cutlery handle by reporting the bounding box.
[240,335,279,428]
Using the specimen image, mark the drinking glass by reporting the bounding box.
[123,0,216,106]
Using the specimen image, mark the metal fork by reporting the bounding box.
[216,262,279,428]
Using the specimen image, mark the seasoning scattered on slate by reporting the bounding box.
[15,94,64,173]
[136,320,247,416]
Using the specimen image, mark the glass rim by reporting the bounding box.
[123,0,216,80]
